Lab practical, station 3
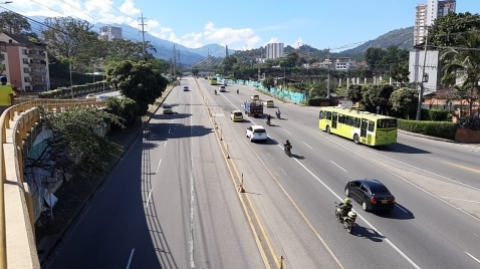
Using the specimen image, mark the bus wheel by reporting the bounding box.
[353,134,359,144]
[326,126,330,134]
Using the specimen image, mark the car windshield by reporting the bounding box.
[253,129,266,134]
[234,112,242,116]
[369,184,390,195]
[377,119,397,128]
[164,105,171,108]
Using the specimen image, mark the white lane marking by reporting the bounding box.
[189,89,196,269]
[330,161,347,173]
[125,248,135,269]
[155,159,162,174]
[291,157,421,269]
[439,197,480,204]
[283,128,292,135]
[266,153,272,159]
[395,204,408,213]
[164,141,168,147]
[302,141,313,149]
[145,188,153,209]
[168,128,171,134]
[466,252,480,264]
[278,167,287,175]
[171,119,174,123]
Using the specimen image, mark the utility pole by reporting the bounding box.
[327,47,331,98]
[177,50,181,71]
[138,13,147,60]
[173,44,177,76]
[415,36,429,120]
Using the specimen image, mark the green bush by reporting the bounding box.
[38,81,109,99]
[308,98,331,106]
[428,109,449,121]
[398,119,457,140]
[106,97,140,128]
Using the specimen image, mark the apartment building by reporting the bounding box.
[335,57,356,70]
[99,26,123,41]
[414,0,456,45]
[0,33,50,91]
[265,43,284,59]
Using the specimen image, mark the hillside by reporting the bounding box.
[341,27,414,55]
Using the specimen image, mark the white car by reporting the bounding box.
[183,86,189,91]
[246,125,268,142]
[86,93,96,100]
[96,95,108,102]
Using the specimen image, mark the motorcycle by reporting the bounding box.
[265,118,271,126]
[334,202,357,234]
[237,89,239,94]
[276,111,281,119]
[214,89,217,95]
[284,144,292,156]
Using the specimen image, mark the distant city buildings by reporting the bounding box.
[265,43,284,59]
[414,0,456,45]
[0,33,50,91]
[99,26,123,41]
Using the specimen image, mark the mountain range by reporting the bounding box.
[32,16,414,66]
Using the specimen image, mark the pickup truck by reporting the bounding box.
[242,100,263,117]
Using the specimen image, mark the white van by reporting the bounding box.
[219,85,226,92]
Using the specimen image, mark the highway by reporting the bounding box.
[199,78,480,269]
[44,81,264,268]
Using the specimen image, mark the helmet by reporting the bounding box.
[344,198,351,204]
[286,139,290,144]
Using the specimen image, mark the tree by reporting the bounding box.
[262,77,275,90]
[106,38,156,62]
[0,11,31,35]
[280,52,299,68]
[222,56,237,73]
[427,12,480,47]
[106,97,140,128]
[309,82,328,98]
[362,84,395,114]
[390,88,418,119]
[42,17,105,68]
[391,62,410,87]
[347,84,363,103]
[440,32,480,116]
[106,60,168,115]
[191,68,199,76]
[27,106,123,180]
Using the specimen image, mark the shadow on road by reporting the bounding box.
[373,204,415,220]
[152,112,192,120]
[352,226,385,242]
[377,143,430,154]
[144,123,212,143]
[291,153,305,160]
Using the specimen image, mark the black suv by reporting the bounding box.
[344,179,395,212]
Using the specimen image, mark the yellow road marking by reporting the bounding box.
[195,79,274,269]
[442,161,480,174]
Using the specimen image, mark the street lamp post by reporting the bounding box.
[69,60,74,98]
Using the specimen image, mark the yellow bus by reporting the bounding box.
[209,77,217,85]
[319,106,397,146]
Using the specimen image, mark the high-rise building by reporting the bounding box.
[414,0,456,45]
[99,26,123,41]
[265,43,284,59]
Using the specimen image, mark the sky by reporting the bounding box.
[4,0,478,51]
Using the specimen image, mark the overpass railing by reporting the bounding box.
[0,99,107,269]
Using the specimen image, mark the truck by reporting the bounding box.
[242,100,263,117]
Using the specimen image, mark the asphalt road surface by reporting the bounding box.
[44,82,264,269]
[197,78,480,269]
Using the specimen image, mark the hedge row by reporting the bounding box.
[308,98,332,106]
[39,81,110,99]
[398,119,457,140]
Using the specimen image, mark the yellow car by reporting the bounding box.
[250,94,259,100]
[230,110,243,122]
[264,99,274,108]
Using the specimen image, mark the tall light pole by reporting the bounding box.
[68,44,79,99]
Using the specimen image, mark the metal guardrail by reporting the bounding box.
[0,98,107,269]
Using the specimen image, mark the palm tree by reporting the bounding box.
[440,32,480,116]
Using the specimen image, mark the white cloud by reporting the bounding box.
[203,22,261,49]
[264,37,280,46]
[288,38,304,48]
[119,0,140,16]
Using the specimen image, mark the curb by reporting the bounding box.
[38,84,176,265]
[398,129,458,144]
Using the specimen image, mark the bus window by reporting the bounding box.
[326,112,332,120]
[346,116,353,126]
[319,110,325,119]
[368,121,375,132]
[353,117,360,128]
[378,119,397,128]
[339,114,345,124]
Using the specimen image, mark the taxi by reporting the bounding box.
[230,110,244,122]
[250,94,259,100]
[264,99,274,108]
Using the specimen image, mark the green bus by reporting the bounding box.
[319,106,397,146]
[209,77,217,85]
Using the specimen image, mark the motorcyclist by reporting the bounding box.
[214,89,217,95]
[237,89,239,94]
[338,198,353,219]
[284,139,292,149]
[276,108,281,118]
[266,114,272,125]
